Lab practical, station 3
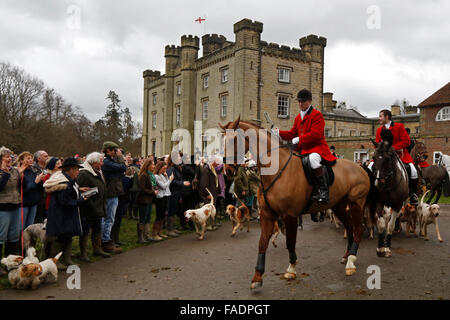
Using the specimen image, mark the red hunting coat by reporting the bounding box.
[279,107,337,162]
[375,121,413,164]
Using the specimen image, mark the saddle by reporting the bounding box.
[300,155,336,187]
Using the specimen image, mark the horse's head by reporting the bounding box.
[373,140,396,187]
[219,115,244,178]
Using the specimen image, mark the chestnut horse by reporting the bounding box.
[220,117,371,289]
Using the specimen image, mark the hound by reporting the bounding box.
[184,188,216,240]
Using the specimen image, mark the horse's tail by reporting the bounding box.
[362,165,379,224]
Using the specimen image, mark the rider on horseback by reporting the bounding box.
[273,89,337,203]
[368,109,419,205]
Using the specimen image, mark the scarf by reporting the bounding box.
[148,170,157,187]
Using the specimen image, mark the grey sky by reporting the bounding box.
[0,0,448,121]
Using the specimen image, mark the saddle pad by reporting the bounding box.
[301,155,335,186]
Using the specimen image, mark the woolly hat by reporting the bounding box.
[46,157,59,171]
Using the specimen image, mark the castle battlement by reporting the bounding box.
[233,18,263,33]
[164,45,181,57]
[202,34,227,44]
[300,34,327,47]
[261,41,303,61]
[143,70,161,78]
[181,35,200,48]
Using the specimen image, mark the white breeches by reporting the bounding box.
[409,163,418,179]
[367,161,417,179]
[309,153,322,169]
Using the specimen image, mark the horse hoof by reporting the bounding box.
[250,281,262,289]
[230,233,235,237]
[340,257,347,264]
[284,272,296,280]
[345,268,356,276]
[376,248,385,257]
[384,248,392,258]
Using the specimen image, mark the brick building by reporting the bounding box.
[141,18,326,156]
[418,82,450,163]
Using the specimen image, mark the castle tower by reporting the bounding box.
[142,70,161,156]
[300,35,327,111]
[164,45,180,77]
[180,35,199,143]
[202,34,227,56]
[233,19,263,121]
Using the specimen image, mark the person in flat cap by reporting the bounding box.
[101,141,127,254]
[273,88,336,204]
[43,157,89,270]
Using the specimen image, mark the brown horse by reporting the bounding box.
[410,141,448,204]
[220,116,371,289]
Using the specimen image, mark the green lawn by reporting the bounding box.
[0,208,228,290]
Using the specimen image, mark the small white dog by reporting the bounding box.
[1,255,24,271]
[8,263,42,289]
[184,188,216,240]
[38,252,62,286]
[418,191,443,242]
[23,247,39,265]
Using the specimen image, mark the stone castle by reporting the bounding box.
[142,18,326,156]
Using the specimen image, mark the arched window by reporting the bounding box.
[435,106,450,121]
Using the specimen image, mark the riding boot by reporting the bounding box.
[50,241,67,271]
[79,234,91,262]
[166,216,179,237]
[137,223,147,243]
[92,232,111,258]
[310,212,319,222]
[151,222,163,241]
[113,223,126,246]
[311,166,329,204]
[110,224,118,247]
[409,178,419,205]
[60,240,77,267]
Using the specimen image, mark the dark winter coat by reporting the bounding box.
[44,171,85,238]
[166,165,185,194]
[199,164,219,202]
[102,155,127,198]
[180,164,196,197]
[76,163,107,220]
[21,168,44,207]
[135,172,156,205]
[246,169,260,196]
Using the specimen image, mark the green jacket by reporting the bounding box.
[234,166,248,197]
[76,162,107,219]
[246,169,260,196]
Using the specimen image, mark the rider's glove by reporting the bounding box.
[292,137,299,144]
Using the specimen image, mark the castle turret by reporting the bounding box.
[143,70,161,82]
[233,18,263,50]
[180,35,199,71]
[164,45,180,76]
[323,92,337,113]
[202,34,227,56]
[299,35,327,63]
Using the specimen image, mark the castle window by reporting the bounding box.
[176,82,181,95]
[202,74,209,89]
[220,94,228,118]
[350,130,357,137]
[175,104,181,126]
[337,129,344,137]
[325,128,332,138]
[278,68,290,83]
[435,106,450,121]
[360,131,367,136]
[221,68,228,83]
[152,112,157,129]
[202,99,209,120]
[415,127,419,134]
[152,93,157,105]
[277,95,290,118]
[433,151,442,165]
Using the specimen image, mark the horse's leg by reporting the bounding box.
[426,186,435,204]
[345,202,364,276]
[332,201,354,264]
[384,208,400,257]
[283,214,298,279]
[433,184,442,205]
[250,211,275,289]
